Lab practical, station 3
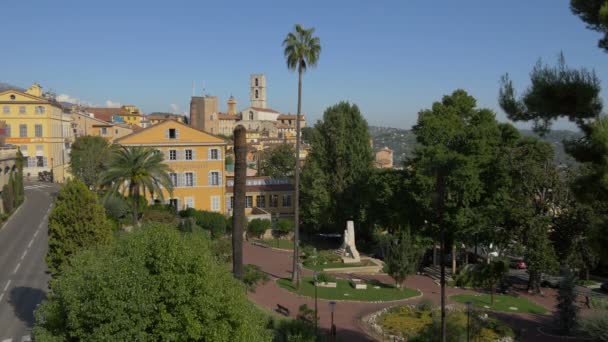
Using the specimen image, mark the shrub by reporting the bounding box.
[178,217,205,234]
[271,318,318,342]
[243,264,269,292]
[416,298,434,311]
[211,238,232,264]
[579,310,608,341]
[274,219,294,239]
[315,272,335,283]
[2,183,14,214]
[34,223,271,341]
[142,209,179,226]
[46,179,113,276]
[183,209,227,238]
[297,304,318,326]
[103,195,130,221]
[248,218,271,239]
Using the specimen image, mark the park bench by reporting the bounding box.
[276,304,290,316]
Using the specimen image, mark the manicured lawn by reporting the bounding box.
[450,293,548,314]
[253,239,294,250]
[277,276,419,302]
[304,259,376,271]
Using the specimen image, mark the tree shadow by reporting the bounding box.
[8,287,47,327]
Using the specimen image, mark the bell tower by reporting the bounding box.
[250,74,266,108]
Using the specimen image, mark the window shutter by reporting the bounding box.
[43,157,48,167]
[208,172,212,186]
[165,129,169,139]
[176,129,180,139]
[176,150,182,160]
[217,149,221,160]
[177,173,183,187]
[218,172,222,186]
[193,172,197,186]
[191,149,196,160]
[207,148,211,160]
[177,198,182,210]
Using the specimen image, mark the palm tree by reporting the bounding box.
[283,24,321,285]
[100,146,173,226]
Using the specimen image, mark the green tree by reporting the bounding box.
[259,144,295,178]
[478,259,509,305]
[283,23,321,286]
[243,264,269,293]
[46,178,113,275]
[499,53,602,135]
[181,209,228,238]
[69,136,113,189]
[411,90,507,340]
[34,223,271,341]
[571,0,608,52]
[385,227,422,289]
[274,219,294,239]
[507,138,560,293]
[247,218,271,239]
[100,146,173,226]
[301,102,374,233]
[556,269,579,335]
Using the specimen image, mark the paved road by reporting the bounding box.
[0,183,58,342]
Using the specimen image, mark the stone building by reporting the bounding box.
[375,147,394,169]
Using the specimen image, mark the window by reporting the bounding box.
[255,78,258,86]
[185,197,194,209]
[169,198,179,210]
[9,95,15,100]
[5,125,10,137]
[246,196,253,208]
[2,106,9,114]
[185,172,194,187]
[249,111,254,120]
[211,196,220,212]
[229,196,234,209]
[36,145,43,151]
[36,156,44,167]
[269,195,279,208]
[185,149,193,160]
[100,127,108,135]
[35,124,43,137]
[19,124,27,137]
[169,173,177,187]
[19,106,26,114]
[169,149,177,160]
[27,157,36,168]
[168,128,177,139]
[209,148,219,160]
[256,195,265,208]
[255,89,259,98]
[282,195,292,207]
[209,171,220,186]
[115,129,118,134]
[35,106,45,114]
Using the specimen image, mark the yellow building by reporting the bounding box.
[225,176,294,218]
[118,105,143,126]
[72,112,134,142]
[147,113,186,125]
[0,84,73,182]
[116,120,227,212]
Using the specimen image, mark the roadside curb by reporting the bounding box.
[0,199,25,232]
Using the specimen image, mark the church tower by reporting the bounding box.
[250,74,266,108]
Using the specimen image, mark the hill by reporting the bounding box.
[369,125,581,166]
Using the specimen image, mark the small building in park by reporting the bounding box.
[116,120,227,212]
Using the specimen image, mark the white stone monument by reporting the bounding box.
[340,220,361,263]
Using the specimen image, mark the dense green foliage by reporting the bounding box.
[243,264,269,292]
[69,136,113,189]
[247,218,271,239]
[100,146,173,226]
[556,269,579,335]
[385,227,423,288]
[301,102,374,232]
[571,0,608,52]
[180,208,228,238]
[46,179,113,275]
[34,223,271,341]
[2,170,23,214]
[259,144,295,178]
[274,219,294,239]
[499,54,602,135]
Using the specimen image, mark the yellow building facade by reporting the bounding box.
[116,120,227,212]
[72,112,134,142]
[119,105,143,126]
[0,84,73,182]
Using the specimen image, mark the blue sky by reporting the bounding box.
[3,0,607,130]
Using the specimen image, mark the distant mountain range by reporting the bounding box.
[369,125,582,166]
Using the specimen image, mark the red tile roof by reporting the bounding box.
[86,107,130,122]
[218,113,240,120]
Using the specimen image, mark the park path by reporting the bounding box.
[244,242,594,342]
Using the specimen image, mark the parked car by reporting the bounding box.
[601,282,608,293]
[510,260,526,269]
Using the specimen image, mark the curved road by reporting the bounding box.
[0,183,58,342]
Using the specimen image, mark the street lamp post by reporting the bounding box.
[313,271,318,334]
[329,301,336,342]
[465,301,473,342]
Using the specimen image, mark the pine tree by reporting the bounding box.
[556,269,579,335]
[47,178,113,275]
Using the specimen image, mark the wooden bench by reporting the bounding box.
[276,304,290,316]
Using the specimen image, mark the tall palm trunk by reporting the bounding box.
[232,126,247,280]
[132,183,140,226]
[292,65,303,286]
[435,173,447,342]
